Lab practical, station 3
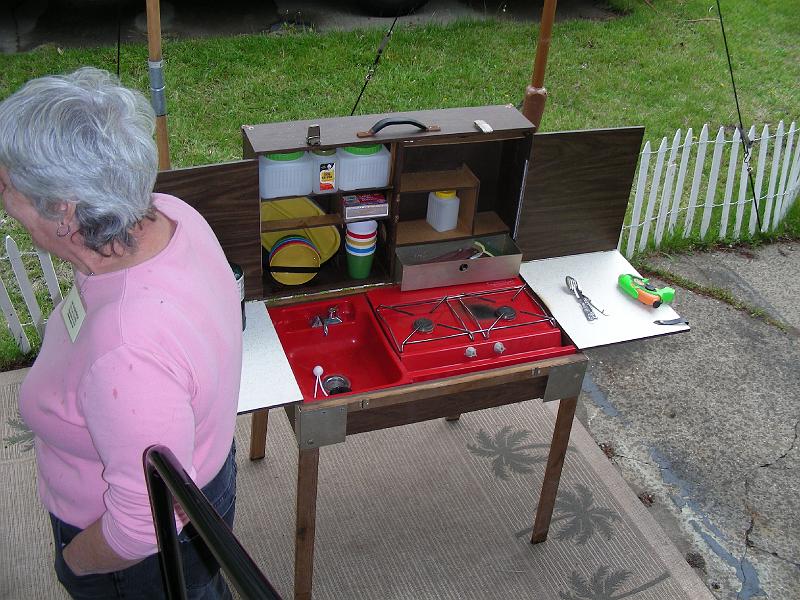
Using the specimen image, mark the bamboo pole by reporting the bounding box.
[521,0,558,130]
[145,0,171,170]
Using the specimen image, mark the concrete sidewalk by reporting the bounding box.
[578,241,800,600]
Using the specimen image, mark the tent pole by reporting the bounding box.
[145,0,171,170]
[521,0,558,130]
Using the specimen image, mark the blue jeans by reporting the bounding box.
[50,442,237,600]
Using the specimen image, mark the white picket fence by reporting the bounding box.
[619,121,800,258]
[0,237,62,353]
[2,120,800,352]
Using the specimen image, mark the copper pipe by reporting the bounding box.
[521,0,558,130]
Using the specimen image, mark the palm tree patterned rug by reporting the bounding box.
[1,369,713,600]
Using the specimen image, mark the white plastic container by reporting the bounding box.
[337,144,391,190]
[426,190,460,232]
[259,151,312,199]
[309,149,337,194]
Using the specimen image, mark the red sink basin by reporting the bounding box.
[269,294,412,402]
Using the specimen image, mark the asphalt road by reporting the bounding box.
[579,242,800,600]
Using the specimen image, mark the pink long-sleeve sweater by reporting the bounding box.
[19,194,243,560]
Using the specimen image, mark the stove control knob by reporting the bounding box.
[465,346,478,358]
[493,342,506,355]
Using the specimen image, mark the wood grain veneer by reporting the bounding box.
[516,127,644,260]
[154,160,263,299]
[242,105,534,155]
[345,378,548,434]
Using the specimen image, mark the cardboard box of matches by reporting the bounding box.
[342,192,389,220]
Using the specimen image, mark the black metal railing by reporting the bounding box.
[144,444,283,600]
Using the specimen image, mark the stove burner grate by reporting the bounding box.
[374,284,555,353]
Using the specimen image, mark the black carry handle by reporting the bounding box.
[356,117,441,138]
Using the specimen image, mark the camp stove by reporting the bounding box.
[366,277,576,382]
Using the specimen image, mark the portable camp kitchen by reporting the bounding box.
[152,105,688,600]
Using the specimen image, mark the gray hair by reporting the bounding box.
[0,67,158,252]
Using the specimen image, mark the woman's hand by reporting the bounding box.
[62,518,142,576]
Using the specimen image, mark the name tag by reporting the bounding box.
[61,284,86,343]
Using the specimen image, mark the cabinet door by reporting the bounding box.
[514,127,645,261]
[154,160,262,299]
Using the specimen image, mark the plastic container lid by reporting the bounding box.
[342,145,382,156]
[265,151,305,161]
[434,190,458,199]
[312,148,336,156]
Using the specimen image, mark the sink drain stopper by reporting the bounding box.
[322,375,351,395]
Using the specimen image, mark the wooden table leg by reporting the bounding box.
[295,447,320,600]
[249,409,269,461]
[531,396,577,544]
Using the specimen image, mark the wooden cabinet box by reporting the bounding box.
[154,106,644,304]
[241,105,535,301]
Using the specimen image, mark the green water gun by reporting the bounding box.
[618,274,675,308]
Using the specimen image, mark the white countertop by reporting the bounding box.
[520,250,689,349]
[238,301,302,413]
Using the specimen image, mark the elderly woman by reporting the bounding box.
[0,68,242,598]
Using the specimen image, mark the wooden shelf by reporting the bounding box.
[260,187,393,233]
[396,219,471,246]
[260,186,392,203]
[399,165,478,193]
[261,214,342,233]
[473,211,509,236]
[337,185,393,196]
[396,211,508,246]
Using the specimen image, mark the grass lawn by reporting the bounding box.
[0,0,798,368]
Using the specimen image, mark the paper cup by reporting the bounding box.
[346,251,374,279]
[345,230,377,242]
[345,235,377,248]
[346,220,378,236]
[346,242,376,254]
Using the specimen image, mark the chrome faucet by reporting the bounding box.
[311,306,343,336]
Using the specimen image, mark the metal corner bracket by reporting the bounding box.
[294,404,347,449]
[543,360,587,402]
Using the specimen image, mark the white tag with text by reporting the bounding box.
[60,283,86,343]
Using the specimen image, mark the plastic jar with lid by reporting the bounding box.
[426,190,461,232]
[309,149,337,194]
[259,151,312,199]
[337,144,391,191]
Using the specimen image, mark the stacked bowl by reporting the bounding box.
[345,220,378,279]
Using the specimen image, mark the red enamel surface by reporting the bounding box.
[268,295,411,402]
[269,277,576,403]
